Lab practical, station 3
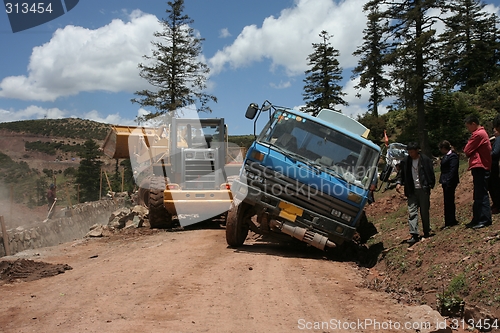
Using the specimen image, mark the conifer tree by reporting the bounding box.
[75,139,103,202]
[439,0,500,92]
[352,6,391,117]
[302,31,347,116]
[366,0,443,155]
[132,0,216,120]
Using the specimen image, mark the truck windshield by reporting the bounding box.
[257,110,379,190]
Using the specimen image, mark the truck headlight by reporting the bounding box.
[331,208,342,218]
[341,213,353,223]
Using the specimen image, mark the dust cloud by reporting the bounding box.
[0,180,47,230]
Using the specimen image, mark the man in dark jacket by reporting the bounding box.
[396,142,436,244]
[438,140,459,229]
[488,115,500,214]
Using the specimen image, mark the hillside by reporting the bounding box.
[0,119,118,214]
[363,163,500,323]
[0,118,252,211]
[0,118,110,140]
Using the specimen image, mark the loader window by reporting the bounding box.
[176,125,189,148]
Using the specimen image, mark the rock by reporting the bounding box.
[123,221,135,229]
[108,217,122,229]
[107,205,147,229]
[86,225,104,237]
[464,305,497,328]
[132,215,143,228]
[89,224,99,231]
[404,305,451,333]
[124,215,144,229]
[131,205,148,217]
[108,207,131,223]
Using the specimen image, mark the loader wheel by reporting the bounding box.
[226,202,252,247]
[148,177,174,229]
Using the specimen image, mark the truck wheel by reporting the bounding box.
[148,177,174,229]
[226,202,251,247]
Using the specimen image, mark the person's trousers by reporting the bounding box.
[442,184,458,226]
[407,188,431,235]
[471,168,492,225]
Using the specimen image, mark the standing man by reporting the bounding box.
[488,115,500,214]
[464,115,492,229]
[438,140,459,229]
[396,142,436,244]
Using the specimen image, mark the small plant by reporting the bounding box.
[437,290,465,317]
[437,273,468,317]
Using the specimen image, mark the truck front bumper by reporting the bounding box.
[231,179,357,245]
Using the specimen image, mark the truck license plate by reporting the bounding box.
[278,202,303,222]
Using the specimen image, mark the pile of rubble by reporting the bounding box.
[85,205,149,237]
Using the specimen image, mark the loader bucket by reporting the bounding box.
[102,125,158,159]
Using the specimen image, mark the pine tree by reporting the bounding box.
[425,89,473,155]
[366,0,442,155]
[302,30,347,116]
[352,6,391,118]
[439,0,500,92]
[132,0,216,120]
[75,139,103,202]
[120,159,136,193]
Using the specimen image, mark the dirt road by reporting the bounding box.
[0,228,444,333]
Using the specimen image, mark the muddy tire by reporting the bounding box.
[226,202,251,247]
[148,177,174,229]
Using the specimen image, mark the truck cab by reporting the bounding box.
[226,102,380,250]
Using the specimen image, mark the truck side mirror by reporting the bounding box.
[245,103,259,120]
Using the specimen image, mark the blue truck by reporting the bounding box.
[226,101,381,251]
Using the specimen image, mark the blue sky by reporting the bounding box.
[1,0,499,135]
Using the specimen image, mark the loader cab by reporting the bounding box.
[169,118,227,188]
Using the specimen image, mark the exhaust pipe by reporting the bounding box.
[270,220,336,250]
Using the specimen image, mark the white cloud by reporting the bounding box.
[270,80,291,89]
[343,76,368,105]
[219,28,231,38]
[0,105,67,122]
[0,10,161,102]
[0,105,137,125]
[483,3,500,16]
[208,0,367,75]
[79,110,136,125]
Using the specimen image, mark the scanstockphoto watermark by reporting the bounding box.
[297,318,433,331]
[243,162,377,199]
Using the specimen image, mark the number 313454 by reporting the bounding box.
[5,2,54,14]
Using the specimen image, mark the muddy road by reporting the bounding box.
[0,228,443,333]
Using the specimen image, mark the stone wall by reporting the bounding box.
[0,199,124,257]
